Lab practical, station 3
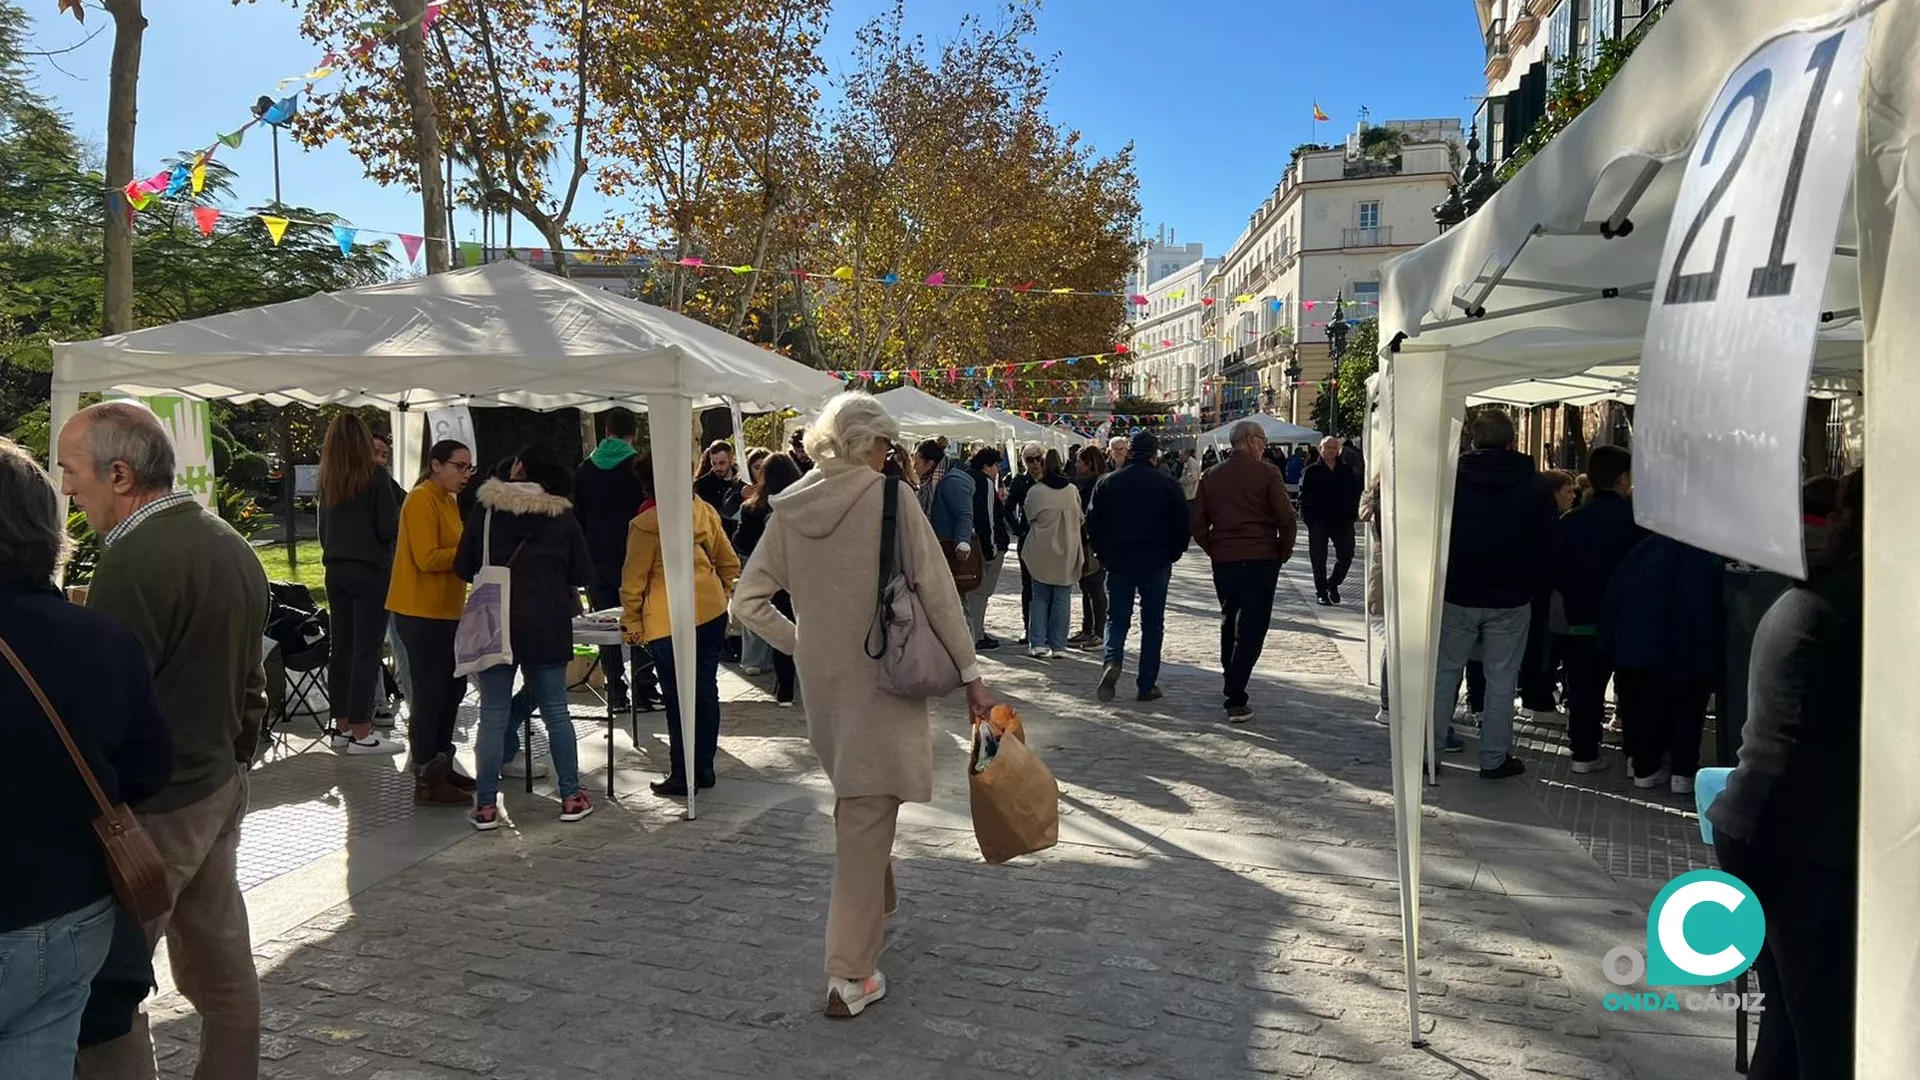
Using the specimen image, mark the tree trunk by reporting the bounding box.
[101,0,146,334]
[393,0,450,274]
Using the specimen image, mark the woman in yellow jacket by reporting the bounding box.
[386,439,475,803]
[622,453,741,798]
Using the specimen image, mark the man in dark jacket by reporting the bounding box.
[1298,436,1363,604]
[964,447,1010,649]
[1600,536,1724,792]
[1553,445,1643,771]
[573,409,650,711]
[1432,410,1559,780]
[1087,431,1191,703]
[1192,419,1298,722]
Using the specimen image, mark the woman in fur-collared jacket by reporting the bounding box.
[454,446,595,831]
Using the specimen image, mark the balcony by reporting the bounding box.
[1342,226,1393,248]
[1508,8,1540,48]
[1485,17,1510,80]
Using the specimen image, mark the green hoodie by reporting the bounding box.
[589,436,638,470]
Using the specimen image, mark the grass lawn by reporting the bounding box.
[253,540,328,605]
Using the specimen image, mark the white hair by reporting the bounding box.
[1107,436,1129,455]
[1020,441,1044,460]
[76,401,175,491]
[804,391,900,463]
[1229,420,1266,449]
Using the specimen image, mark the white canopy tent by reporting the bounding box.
[1371,0,1915,1071]
[1194,412,1323,448]
[977,406,1072,456]
[52,259,844,819]
[872,385,1010,444]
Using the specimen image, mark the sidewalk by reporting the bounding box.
[137,554,1729,1078]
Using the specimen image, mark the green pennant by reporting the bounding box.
[459,241,483,268]
[218,128,246,149]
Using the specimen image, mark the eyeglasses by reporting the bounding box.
[449,461,475,473]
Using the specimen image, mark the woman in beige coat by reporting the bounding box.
[731,391,997,1019]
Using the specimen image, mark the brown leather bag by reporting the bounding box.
[943,535,985,594]
[0,633,173,924]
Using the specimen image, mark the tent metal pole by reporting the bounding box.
[1603,160,1663,235]
[1422,283,1656,334]
[1454,226,1539,316]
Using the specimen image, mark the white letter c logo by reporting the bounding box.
[1657,879,1748,977]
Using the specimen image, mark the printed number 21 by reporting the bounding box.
[1664,31,1843,305]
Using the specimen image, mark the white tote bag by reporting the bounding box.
[453,509,523,677]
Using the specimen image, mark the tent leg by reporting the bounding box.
[50,386,80,512]
[1387,656,1428,1049]
[647,392,701,821]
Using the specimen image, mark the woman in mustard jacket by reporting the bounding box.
[387,439,475,804]
[622,453,740,797]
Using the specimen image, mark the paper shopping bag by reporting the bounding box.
[967,717,1059,864]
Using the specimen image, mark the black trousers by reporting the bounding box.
[324,562,391,725]
[1559,634,1611,763]
[1078,567,1107,638]
[1212,560,1280,708]
[1019,558,1033,637]
[1715,834,1855,1080]
[1306,522,1355,599]
[769,591,796,703]
[1519,592,1559,709]
[394,614,463,768]
[586,573,630,697]
[1613,669,1711,778]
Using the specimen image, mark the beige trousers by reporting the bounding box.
[75,769,259,1080]
[827,795,901,979]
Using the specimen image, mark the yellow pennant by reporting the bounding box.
[1233,293,1254,303]
[190,160,206,195]
[261,215,290,245]
[831,265,855,281]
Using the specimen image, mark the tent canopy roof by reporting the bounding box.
[1378,0,1866,401]
[52,260,842,413]
[976,406,1070,451]
[872,386,1009,442]
[1197,412,1323,446]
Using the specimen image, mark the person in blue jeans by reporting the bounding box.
[455,446,597,828]
[1085,431,1192,703]
[0,438,173,1075]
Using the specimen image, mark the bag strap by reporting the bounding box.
[865,477,901,660]
[0,633,117,820]
[482,507,494,566]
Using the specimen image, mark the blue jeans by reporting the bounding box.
[740,629,773,671]
[386,614,414,706]
[0,895,115,1076]
[1433,602,1532,769]
[475,663,580,805]
[649,614,726,784]
[1027,582,1073,652]
[1103,564,1172,692]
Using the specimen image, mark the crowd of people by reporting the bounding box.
[0,388,1866,1069]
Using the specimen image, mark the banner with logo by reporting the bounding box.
[137,395,218,508]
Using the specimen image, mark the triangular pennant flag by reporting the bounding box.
[677,256,704,267]
[399,233,424,264]
[421,0,445,36]
[190,159,207,194]
[164,165,189,197]
[1233,293,1254,303]
[193,207,220,237]
[332,224,357,255]
[972,278,989,289]
[122,181,151,211]
[923,271,946,286]
[1303,300,1316,311]
[832,266,855,282]
[1202,296,1215,306]
[910,371,922,386]
[1129,294,1148,305]
[260,215,290,245]
[1049,287,1072,294]
[1113,344,1129,355]
[880,272,899,286]
[263,95,298,126]
[459,241,482,267]
[529,247,545,262]
[1013,281,1035,292]
[219,127,246,149]
[730,265,754,274]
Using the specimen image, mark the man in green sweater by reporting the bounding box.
[59,401,267,1080]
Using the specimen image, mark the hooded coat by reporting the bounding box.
[454,479,593,666]
[620,496,742,645]
[730,458,981,802]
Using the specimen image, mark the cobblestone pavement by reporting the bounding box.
[147,554,1646,1079]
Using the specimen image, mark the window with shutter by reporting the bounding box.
[1592,0,1617,52]
[1549,0,1572,76]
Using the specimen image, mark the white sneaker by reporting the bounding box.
[1632,766,1673,790]
[826,972,887,1018]
[1028,648,1049,659]
[741,666,765,676]
[1569,757,1605,774]
[343,732,402,755]
[1670,774,1696,796]
[328,729,350,748]
[500,757,549,779]
[1048,649,1068,659]
[1371,708,1389,726]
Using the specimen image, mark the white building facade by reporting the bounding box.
[1475,0,1671,165]
[1124,256,1220,420]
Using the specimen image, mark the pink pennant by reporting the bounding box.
[923,271,946,287]
[1303,300,1316,311]
[420,1,445,36]
[143,169,171,192]
[1129,295,1148,305]
[192,207,220,236]
[946,368,957,382]
[399,233,424,264]
[678,256,704,267]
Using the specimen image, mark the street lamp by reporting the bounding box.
[1325,292,1349,437]
[1284,343,1302,425]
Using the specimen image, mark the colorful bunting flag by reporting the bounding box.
[332,224,357,255]
[260,215,290,245]
[163,165,188,198]
[262,95,298,126]
[880,272,899,286]
[398,234,424,264]
[924,271,946,286]
[193,207,220,236]
[730,264,753,274]
[459,241,482,267]
[421,0,445,36]
[190,159,207,195]
[832,266,855,281]
[1233,293,1254,303]
[1202,296,1215,306]
[218,128,246,150]
[122,181,151,211]
[677,256,703,267]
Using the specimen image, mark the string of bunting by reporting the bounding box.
[117,3,447,219]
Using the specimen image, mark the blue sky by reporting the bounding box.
[26,0,1485,261]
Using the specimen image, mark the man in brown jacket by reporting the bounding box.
[1193,419,1299,722]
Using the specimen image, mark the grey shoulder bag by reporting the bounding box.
[865,477,963,698]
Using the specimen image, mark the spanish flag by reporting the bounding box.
[1313,102,1330,122]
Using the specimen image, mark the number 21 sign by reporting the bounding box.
[1635,10,1872,578]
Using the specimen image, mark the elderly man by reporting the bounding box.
[1193,420,1298,722]
[1107,435,1130,471]
[61,402,268,1080]
[1086,431,1191,703]
[1298,435,1363,605]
